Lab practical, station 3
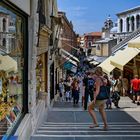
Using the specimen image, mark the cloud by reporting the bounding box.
[65,6,88,18]
[71,6,88,11]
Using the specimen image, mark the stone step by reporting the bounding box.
[43,121,140,124]
[33,121,140,140]
[38,127,140,131]
[35,130,140,135]
[40,123,140,129]
[31,135,140,140]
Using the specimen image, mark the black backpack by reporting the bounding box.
[87,77,95,91]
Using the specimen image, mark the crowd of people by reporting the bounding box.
[56,66,140,130]
[57,69,126,109]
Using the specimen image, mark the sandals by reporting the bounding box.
[89,124,99,128]
[89,124,108,131]
[102,126,108,131]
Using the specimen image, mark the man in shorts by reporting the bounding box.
[131,75,140,105]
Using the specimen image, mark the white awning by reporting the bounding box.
[0,55,17,72]
[110,47,140,70]
[60,49,79,62]
[128,36,140,48]
[89,60,99,65]
[98,56,115,75]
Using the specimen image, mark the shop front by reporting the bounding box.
[110,47,140,75]
[0,1,28,139]
[36,26,51,104]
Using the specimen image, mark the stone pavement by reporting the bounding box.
[31,96,140,140]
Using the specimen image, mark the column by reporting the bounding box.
[124,17,127,32]
[134,15,137,31]
[117,18,120,33]
[28,0,39,131]
[129,19,132,32]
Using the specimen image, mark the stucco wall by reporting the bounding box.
[102,44,109,56]
[9,0,30,15]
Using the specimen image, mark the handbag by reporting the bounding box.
[96,77,109,100]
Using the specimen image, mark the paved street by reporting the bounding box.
[31,97,140,140]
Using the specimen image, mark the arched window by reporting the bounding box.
[136,15,140,29]
[126,17,130,32]
[120,19,123,32]
[3,18,6,32]
[88,41,92,47]
[2,38,6,47]
[97,45,100,50]
[131,16,135,31]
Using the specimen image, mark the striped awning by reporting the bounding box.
[60,49,79,62]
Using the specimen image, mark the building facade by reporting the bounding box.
[0,0,29,139]
[79,32,102,56]
[117,6,140,42]
[56,11,78,80]
[0,0,59,139]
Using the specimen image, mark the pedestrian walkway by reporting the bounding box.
[31,97,140,140]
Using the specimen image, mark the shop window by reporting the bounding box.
[36,56,43,103]
[0,4,27,138]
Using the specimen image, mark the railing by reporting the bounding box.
[112,27,140,53]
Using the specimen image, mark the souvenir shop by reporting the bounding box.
[0,1,28,138]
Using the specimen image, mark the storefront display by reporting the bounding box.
[36,56,43,101]
[0,2,27,138]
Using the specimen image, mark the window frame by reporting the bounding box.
[0,0,28,137]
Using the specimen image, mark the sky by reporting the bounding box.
[57,0,140,35]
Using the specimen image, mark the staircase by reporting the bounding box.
[31,121,140,140]
[0,121,8,139]
[112,27,140,53]
[31,97,140,140]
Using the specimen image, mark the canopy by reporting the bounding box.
[110,47,140,70]
[98,56,115,75]
[60,49,79,62]
[128,36,140,48]
[0,55,17,72]
[89,60,99,65]
[61,54,77,66]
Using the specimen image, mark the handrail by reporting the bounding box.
[112,27,140,53]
